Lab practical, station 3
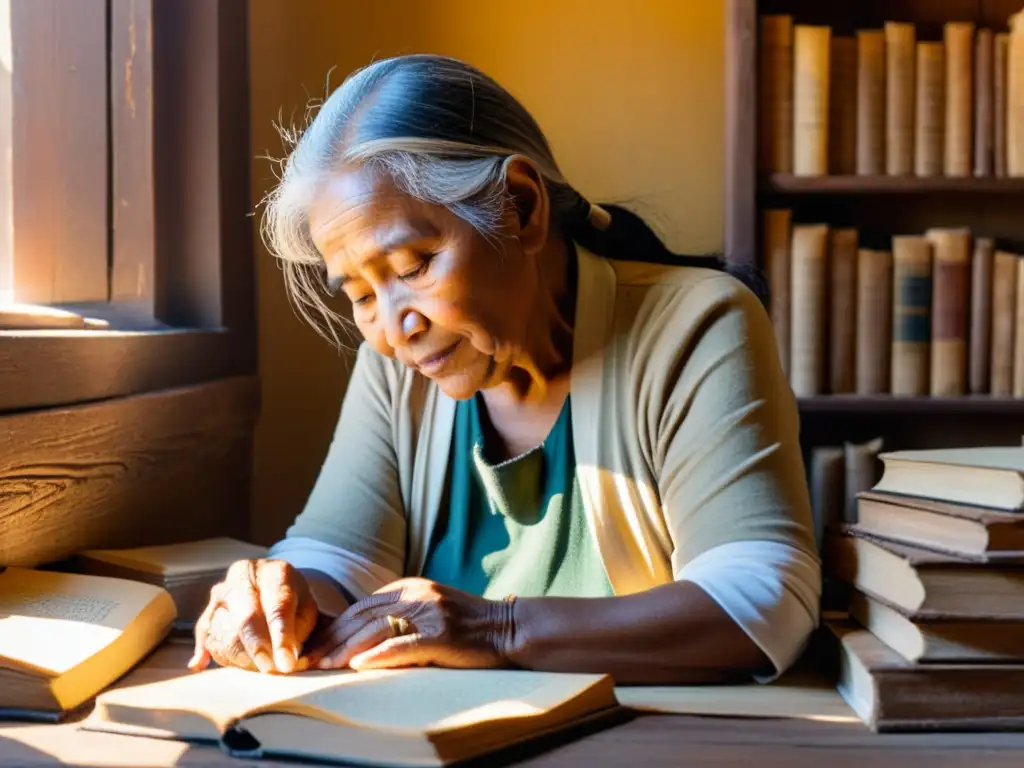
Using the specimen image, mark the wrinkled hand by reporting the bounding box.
[303,578,516,672]
[189,559,319,674]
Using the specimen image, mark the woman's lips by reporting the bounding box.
[416,341,460,375]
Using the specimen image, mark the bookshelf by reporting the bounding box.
[724,0,1024,456]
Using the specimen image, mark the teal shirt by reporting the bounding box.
[421,395,613,599]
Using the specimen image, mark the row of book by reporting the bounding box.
[764,209,1024,397]
[758,12,1024,177]
[822,444,1024,731]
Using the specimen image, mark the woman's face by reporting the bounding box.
[307,164,548,400]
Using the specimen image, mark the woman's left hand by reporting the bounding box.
[302,578,517,671]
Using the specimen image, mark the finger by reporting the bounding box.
[349,633,430,671]
[304,597,397,665]
[256,562,299,673]
[189,588,222,671]
[294,597,319,651]
[222,566,275,674]
[316,616,401,670]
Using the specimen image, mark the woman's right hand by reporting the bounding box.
[189,559,319,674]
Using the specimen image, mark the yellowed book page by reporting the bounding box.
[79,538,268,577]
[616,665,856,723]
[0,568,166,676]
[881,445,1024,471]
[94,664,609,735]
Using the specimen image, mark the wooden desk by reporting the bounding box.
[3,642,1024,768]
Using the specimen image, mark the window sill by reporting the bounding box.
[0,303,110,331]
[0,327,257,413]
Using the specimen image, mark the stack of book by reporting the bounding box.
[823,445,1024,731]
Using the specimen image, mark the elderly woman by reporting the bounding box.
[190,54,820,684]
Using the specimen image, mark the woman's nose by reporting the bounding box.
[381,299,428,349]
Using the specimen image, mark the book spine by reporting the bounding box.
[829,37,859,175]
[891,236,932,396]
[844,437,884,523]
[974,29,995,177]
[809,446,845,549]
[790,224,829,396]
[829,228,859,393]
[856,249,893,394]
[927,228,972,397]
[914,41,945,177]
[885,22,916,176]
[1015,257,1024,397]
[969,237,995,394]
[945,22,975,177]
[763,209,792,378]
[759,15,794,174]
[1010,13,1024,177]
[995,33,1010,178]
[991,251,1019,395]
[793,25,832,177]
[857,30,887,175]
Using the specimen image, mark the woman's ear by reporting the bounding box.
[502,155,550,256]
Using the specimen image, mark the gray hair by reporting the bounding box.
[260,54,596,345]
[260,54,737,346]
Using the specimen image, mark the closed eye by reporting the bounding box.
[399,254,436,281]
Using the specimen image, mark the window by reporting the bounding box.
[0,0,256,412]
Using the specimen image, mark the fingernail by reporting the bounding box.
[274,648,296,674]
[254,652,275,674]
[296,656,310,672]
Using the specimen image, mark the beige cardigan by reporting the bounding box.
[284,247,819,601]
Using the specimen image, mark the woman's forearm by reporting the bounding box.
[505,580,771,684]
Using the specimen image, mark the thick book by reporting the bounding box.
[0,567,175,716]
[75,537,268,627]
[856,490,1024,558]
[856,248,893,394]
[828,37,858,175]
[758,15,794,174]
[885,22,916,176]
[790,224,829,396]
[857,29,886,175]
[849,591,1024,664]
[828,228,858,394]
[86,660,617,767]
[830,620,1024,732]
[1009,12,1024,177]
[793,25,831,176]
[914,41,945,177]
[968,237,994,394]
[926,228,971,397]
[995,32,1010,177]
[974,29,995,177]
[944,22,975,177]
[824,528,1024,619]
[872,446,1024,511]
[891,236,932,396]
[991,250,1019,395]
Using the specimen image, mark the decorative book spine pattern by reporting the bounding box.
[856,249,893,395]
[944,22,975,177]
[793,25,832,176]
[885,22,916,176]
[927,228,971,396]
[829,37,858,175]
[790,224,829,396]
[763,209,792,377]
[759,15,794,174]
[969,237,994,394]
[1016,257,1024,396]
[914,41,945,177]
[974,29,994,177]
[857,30,887,175]
[991,251,1019,395]
[995,32,1010,178]
[1010,12,1024,177]
[891,236,932,396]
[829,228,858,393]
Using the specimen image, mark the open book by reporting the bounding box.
[87,661,617,766]
[0,568,175,716]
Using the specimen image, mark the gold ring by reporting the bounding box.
[386,615,412,637]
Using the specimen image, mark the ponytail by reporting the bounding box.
[559,190,767,305]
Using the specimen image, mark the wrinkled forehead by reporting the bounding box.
[307,167,438,263]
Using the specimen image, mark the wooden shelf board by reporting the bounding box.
[763,175,1024,195]
[797,396,1024,415]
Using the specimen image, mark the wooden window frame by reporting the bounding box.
[1,0,255,413]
